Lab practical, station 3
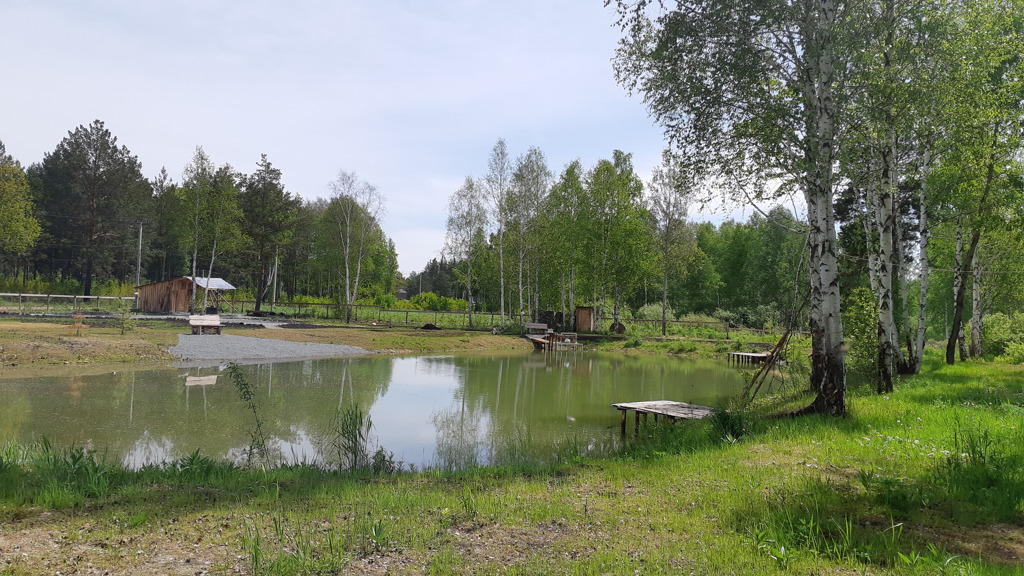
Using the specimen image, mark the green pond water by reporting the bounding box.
[0,352,746,470]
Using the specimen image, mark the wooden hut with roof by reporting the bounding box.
[136,277,236,313]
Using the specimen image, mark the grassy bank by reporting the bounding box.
[1,350,1021,574]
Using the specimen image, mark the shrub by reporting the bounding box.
[373,293,397,309]
[995,341,1024,364]
[843,287,878,378]
[635,302,675,321]
[983,313,1024,358]
[712,308,739,326]
[411,292,467,312]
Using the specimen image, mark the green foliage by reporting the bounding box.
[372,293,397,309]
[635,302,675,321]
[983,313,1024,358]
[995,341,1024,364]
[411,291,467,312]
[844,287,879,378]
[33,120,151,296]
[0,145,41,256]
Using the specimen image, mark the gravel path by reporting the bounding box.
[168,334,368,367]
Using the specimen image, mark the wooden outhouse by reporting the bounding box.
[136,277,235,313]
[575,306,595,332]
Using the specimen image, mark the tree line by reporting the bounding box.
[0,121,396,318]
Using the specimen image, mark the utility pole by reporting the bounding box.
[135,221,143,308]
[271,247,279,310]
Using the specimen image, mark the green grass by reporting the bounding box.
[1,349,1022,574]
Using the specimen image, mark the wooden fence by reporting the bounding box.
[0,293,135,313]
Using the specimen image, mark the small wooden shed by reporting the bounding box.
[137,277,235,313]
[575,306,595,332]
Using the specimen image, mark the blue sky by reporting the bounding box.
[2,1,754,274]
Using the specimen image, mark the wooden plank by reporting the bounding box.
[185,375,218,386]
[611,400,715,420]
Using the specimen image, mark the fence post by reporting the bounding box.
[47,295,51,312]
[725,322,730,340]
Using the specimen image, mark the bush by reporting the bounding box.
[712,308,739,326]
[391,299,423,311]
[843,287,878,378]
[995,341,1024,364]
[983,313,1024,358]
[635,302,675,321]
[373,293,397,309]
[411,292,467,312]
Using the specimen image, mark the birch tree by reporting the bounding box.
[509,147,551,326]
[647,151,691,335]
[484,139,513,327]
[445,177,488,327]
[941,0,1024,365]
[326,170,385,323]
[611,0,853,414]
[180,147,215,301]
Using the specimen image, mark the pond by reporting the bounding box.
[0,351,746,471]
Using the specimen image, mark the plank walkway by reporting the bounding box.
[611,400,714,434]
[727,351,769,365]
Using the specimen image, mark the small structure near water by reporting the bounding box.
[136,277,236,313]
[611,400,714,434]
[727,352,770,365]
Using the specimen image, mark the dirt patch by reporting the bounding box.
[0,321,177,367]
[916,523,1024,566]
[0,513,243,575]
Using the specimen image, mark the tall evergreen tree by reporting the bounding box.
[240,154,298,310]
[34,120,151,295]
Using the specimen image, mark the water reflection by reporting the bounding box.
[0,352,743,470]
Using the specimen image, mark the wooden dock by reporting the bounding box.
[524,332,584,352]
[727,351,769,365]
[611,400,714,434]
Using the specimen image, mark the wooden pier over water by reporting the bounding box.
[727,351,769,365]
[611,400,714,434]
[524,327,584,352]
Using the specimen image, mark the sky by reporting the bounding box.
[1,1,755,275]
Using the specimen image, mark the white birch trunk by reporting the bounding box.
[913,146,932,372]
[970,247,983,358]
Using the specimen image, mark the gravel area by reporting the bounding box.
[168,334,368,367]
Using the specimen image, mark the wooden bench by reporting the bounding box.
[524,322,549,334]
[189,314,223,335]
